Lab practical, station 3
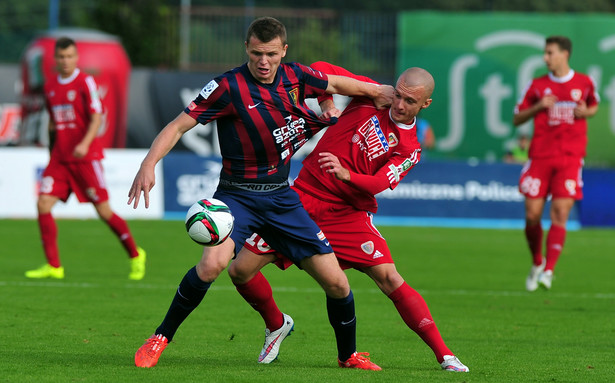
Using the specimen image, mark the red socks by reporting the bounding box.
[388,282,452,363]
[545,225,566,272]
[525,223,544,266]
[105,213,138,258]
[38,213,60,267]
[234,271,284,331]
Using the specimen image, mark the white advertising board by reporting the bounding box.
[0,147,163,219]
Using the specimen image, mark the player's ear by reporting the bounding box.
[421,98,432,110]
[281,44,288,58]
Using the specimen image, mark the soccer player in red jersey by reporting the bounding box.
[129,18,392,369]
[25,37,146,281]
[228,62,469,372]
[513,36,599,291]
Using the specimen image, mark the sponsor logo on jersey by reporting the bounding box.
[373,250,384,259]
[361,241,374,255]
[200,80,219,99]
[273,116,306,146]
[355,116,389,160]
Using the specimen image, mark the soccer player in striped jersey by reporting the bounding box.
[25,36,146,281]
[514,36,599,291]
[229,62,469,372]
[129,17,392,369]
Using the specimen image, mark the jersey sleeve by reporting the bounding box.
[347,148,422,195]
[83,75,103,115]
[291,62,329,99]
[185,76,234,125]
[310,61,379,104]
[586,76,600,107]
[514,80,537,114]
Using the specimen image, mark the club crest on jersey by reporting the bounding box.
[570,89,582,101]
[67,90,76,101]
[288,88,299,105]
[200,80,219,99]
[388,133,399,147]
[361,241,374,255]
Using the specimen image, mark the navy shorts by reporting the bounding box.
[213,186,333,266]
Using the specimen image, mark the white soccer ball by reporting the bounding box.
[185,198,234,246]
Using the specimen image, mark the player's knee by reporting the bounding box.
[37,196,55,213]
[322,275,350,298]
[227,261,250,284]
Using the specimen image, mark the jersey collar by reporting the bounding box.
[388,109,416,130]
[57,68,80,85]
[548,69,574,83]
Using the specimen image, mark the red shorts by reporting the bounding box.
[39,159,109,203]
[244,188,393,270]
[519,157,583,200]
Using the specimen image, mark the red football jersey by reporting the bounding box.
[295,99,422,213]
[515,70,599,159]
[44,69,104,161]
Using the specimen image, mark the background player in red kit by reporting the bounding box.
[229,62,469,372]
[513,35,599,291]
[25,37,146,280]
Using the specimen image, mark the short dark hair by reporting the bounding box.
[245,17,287,45]
[55,36,76,51]
[546,35,572,57]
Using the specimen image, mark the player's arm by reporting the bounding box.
[325,74,393,110]
[48,119,57,152]
[513,94,557,126]
[73,112,102,158]
[128,112,197,209]
[318,149,420,195]
[574,100,598,119]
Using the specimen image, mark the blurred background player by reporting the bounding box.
[503,134,529,164]
[229,62,469,372]
[513,35,599,291]
[25,37,146,280]
[128,17,392,370]
[415,117,436,150]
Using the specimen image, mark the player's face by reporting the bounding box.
[390,82,432,125]
[544,43,568,73]
[245,36,287,84]
[54,45,79,78]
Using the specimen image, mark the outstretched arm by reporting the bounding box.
[128,112,197,209]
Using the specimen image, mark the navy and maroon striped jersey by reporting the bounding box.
[185,62,336,184]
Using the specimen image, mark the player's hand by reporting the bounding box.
[73,142,89,158]
[318,152,350,182]
[539,94,557,109]
[574,100,588,118]
[320,107,342,120]
[128,164,155,209]
[373,84,394,110]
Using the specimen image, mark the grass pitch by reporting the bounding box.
[1,219,614,382]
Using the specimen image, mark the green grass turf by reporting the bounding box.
[1,219,614,382]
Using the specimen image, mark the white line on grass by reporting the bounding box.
[2,280,614,300]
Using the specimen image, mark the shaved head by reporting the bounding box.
[397,67,435,98]
[389,67,434,124]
